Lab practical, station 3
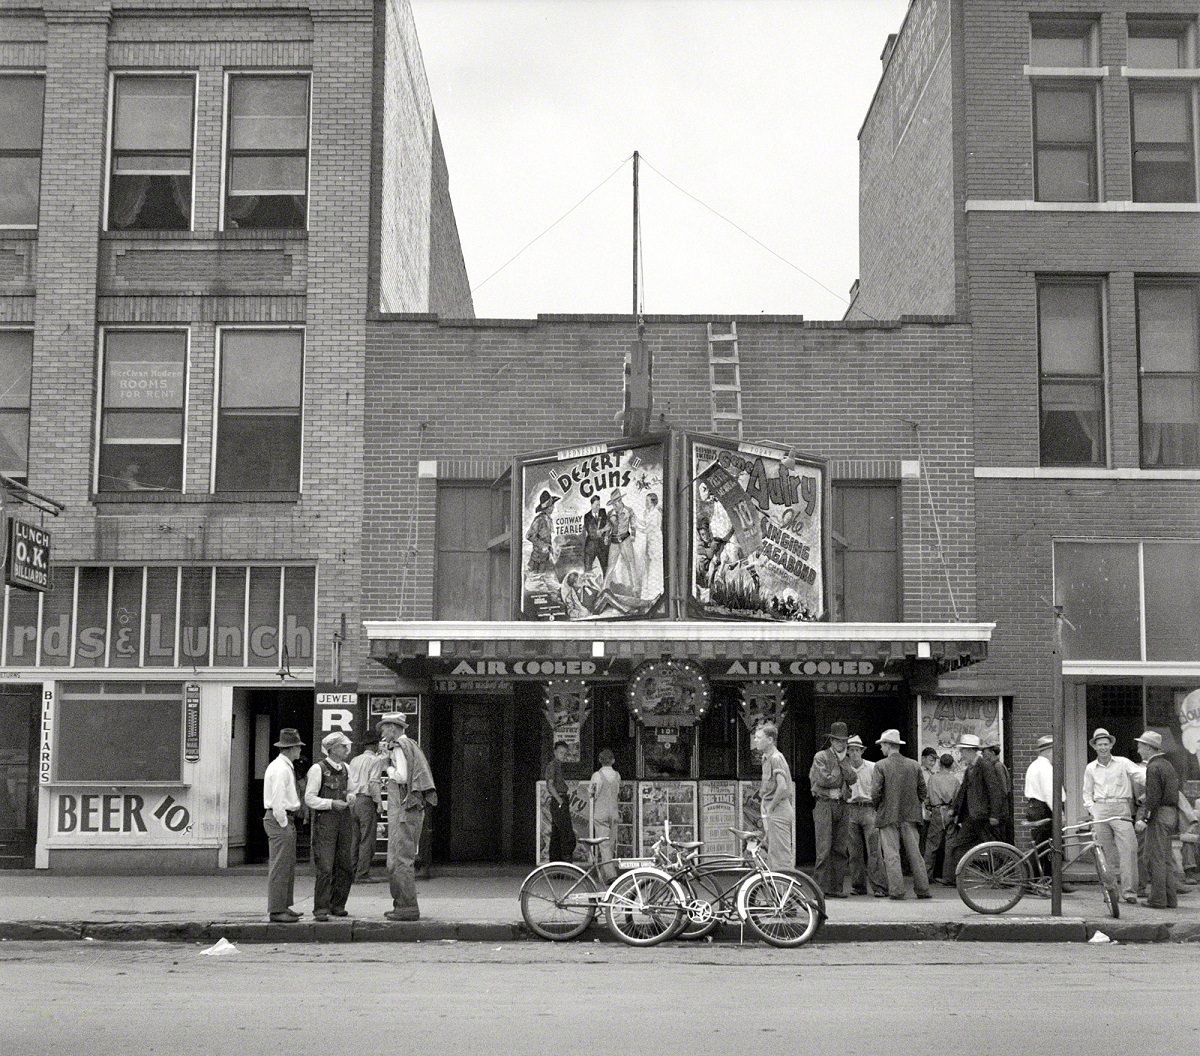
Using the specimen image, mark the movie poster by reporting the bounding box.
[917,694,1002,772]
[688,435,825,622]
[518,439,667,621]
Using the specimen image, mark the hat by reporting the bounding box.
[827,721,849,741]
[846,735,864,749]
[1134,730,1163,752]
[274,728,305,748]
[321,732,350,754]
[377,712,409,731]
[535,490,560,513]
[1089,727,1114,747]
[1036,735,1053,750]
[609,488,624,502]
[876,729,905,746]
[957,733,983,750]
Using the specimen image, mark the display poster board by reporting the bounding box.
[698,780,740,857]
[516,437,667,621]
[687,433,825,622]
[917,694,1003,772]
[636,780,698,856]
[535,779,637,865]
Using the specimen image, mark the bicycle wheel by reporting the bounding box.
[783,869,826,932]
[520,863,597,941]
[673,874,725,941]
[740,871,819,949]
[604,868,686,947]
[1093,846,1120,920]
[955,842,1027,914]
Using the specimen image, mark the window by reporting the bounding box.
[1137,281,1200,467]
[1054,543,1141,660]
[832,483,899,621]
[0,75,44,228]
[98,330,187,493]
[0,331,32,480]
[215,329,303,491]
[107,76,194,230]
[1131,85,1196,201]
[55,682,183,782]
[1128,19,1194,69]
[435,482,511,619]
[1038,281,1106,466]
[224,75,309,229]
[1031,18,1098,67]
[1033,84,1099,201]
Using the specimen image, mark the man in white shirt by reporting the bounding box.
[844,735,886,897]
[347,737,386,883]
[305,732,356,921]
[1082,727,1145,904]
[1023,735,1055,879]
[262,727,304,923]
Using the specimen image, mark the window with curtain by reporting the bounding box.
[107,76,194,230]
[0,75,44,227]
[215,329,303,491]
[1032,84,1099,202]
[1137,281,1200,467]
[0,331,32,481]
[1038,280,1106,465]
[224,75,309,229]
[97,330,187,493]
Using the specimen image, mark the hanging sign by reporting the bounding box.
[184,683,201,761]
[7,518,51,592]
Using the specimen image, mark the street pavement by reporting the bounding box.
[2,864,1198,943]
[0,940,1195,1055]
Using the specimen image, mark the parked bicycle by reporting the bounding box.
[955,820,1120,918]
[605,826,821,948]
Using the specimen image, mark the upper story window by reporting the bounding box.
[1127,23,1198,203]
[1033,84,1099,201]
[107,76,195,230]
[435,482,512,619]
[0,75,44,228]
[1137,281,1200,468]
[1038,280,1106,467]
[97,330,188,493]
[1128,19,1194,69]
[224,75,309,230]
[1031,18,1098,68]
[831,483,899,622]
[215,329,303,491]
[0,331,32,481]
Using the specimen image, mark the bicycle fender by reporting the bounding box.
[601,864,676,900]
[735,870,796,918]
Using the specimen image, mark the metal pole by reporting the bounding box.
[632,150,640,319]
[1051,604,1065,916]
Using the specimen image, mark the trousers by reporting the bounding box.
[879,821,930,898]
[593,813,618,879]
[846,802,886,892]
[1093,815,1139,900]
[549,796,576,862]
[922,806,954,879]
[1025,799,1053,878]
[388,796,425,915]
[263,812,297,914]
[1144,807,1179,908]
[812,798,849,895]
[312,807,355,913]
[351,795,379,880]
[764,805,795,872]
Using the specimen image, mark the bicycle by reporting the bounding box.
[954,820,1120,918]
[519,836,650,940]
[605,826,821,948]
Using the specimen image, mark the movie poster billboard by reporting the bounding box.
[687,434,826,622]
[516,437,668,621]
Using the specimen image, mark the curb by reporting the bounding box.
[2,917,1198,944]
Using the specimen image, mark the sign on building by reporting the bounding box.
[6,518,51,592]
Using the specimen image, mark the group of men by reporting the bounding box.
[261,711,437,923]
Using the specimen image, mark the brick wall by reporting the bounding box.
[427,116,473,318]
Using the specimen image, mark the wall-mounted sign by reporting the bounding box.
[688,434,826,622]
[7,518,51,592]
[39,685,53,784]
[627,658,710,727]
[515,437,668,621]
[449,659,601,678]
[917,694,1002,770]
[431,679,513,694]
[54,790,192,835]
[723,659,877,678]
[542,680,590,763]
[184,683,200,761]
[368,694,419,718]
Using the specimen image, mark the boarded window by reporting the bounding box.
[832,483,900,622]
[436,483,511,619]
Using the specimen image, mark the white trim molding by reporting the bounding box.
[1120,67,1200,79]
[1024,65,1109,78]
[1063,661,1200,678]
[967,199,1200,213]
[976,466,1200,481]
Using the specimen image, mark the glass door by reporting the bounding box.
[0,688,39,868]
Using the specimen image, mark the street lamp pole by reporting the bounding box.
[1051,604,1065,917]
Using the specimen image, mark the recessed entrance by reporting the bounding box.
[0,686,39,869]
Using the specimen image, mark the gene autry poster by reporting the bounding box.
[688,435,826,622]
[517,438,667,621]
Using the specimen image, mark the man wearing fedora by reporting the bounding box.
[262,728,305,923]
[525,490,560,577]
[872,729,932,900]
[304,732,356,921]
[378,712,437,921]
[1023,735,1058,882]
[808,720,857,897]
[1083,728,1144,905]
[1135,730,1180,909]
[942,733,1007,885]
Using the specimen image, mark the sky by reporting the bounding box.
[409,0,914,320]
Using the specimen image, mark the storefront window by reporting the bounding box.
[1054,542,1140,660]
[55,682,183,782]
[1143,543,1200,660]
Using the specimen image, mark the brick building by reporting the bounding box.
[361,314,994,865]
[852,0,1200,821]
[0,0,471,871]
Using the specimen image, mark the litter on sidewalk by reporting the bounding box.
[199,937,239,956]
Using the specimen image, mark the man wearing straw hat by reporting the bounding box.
[378,711,437,921]
[1083,728,1144,905]
[1134,730,1180,909]
[262,727,305,923]
[872,729,932,900]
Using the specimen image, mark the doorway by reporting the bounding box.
[0,687,39,869]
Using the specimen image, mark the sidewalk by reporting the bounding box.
[2,866,1198,944]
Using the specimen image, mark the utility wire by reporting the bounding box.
[470,155,633,295]
[638,154,876,320]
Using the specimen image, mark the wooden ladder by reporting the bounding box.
[707,321,743,439]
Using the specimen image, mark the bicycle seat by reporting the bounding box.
[576,837,608,846]
[671,840,704,851]
[729,828,764,841]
